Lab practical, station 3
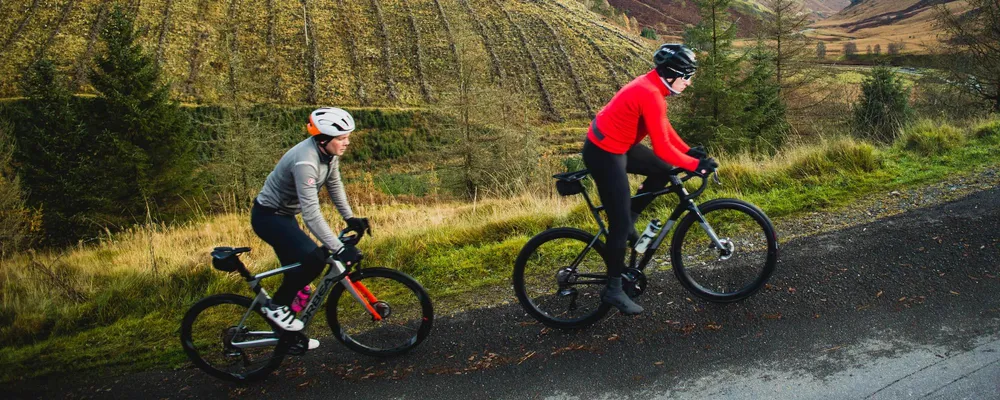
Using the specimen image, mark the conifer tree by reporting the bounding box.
[852,66,913,143]
[737,43,789,154]
[677,0,746,149]
[14,59,101,244]
[89,5,196,218]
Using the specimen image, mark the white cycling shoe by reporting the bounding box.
[261,305,305,331]
[308,339,320,350]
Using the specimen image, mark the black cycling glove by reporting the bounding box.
[695,157,719,176]
[346,217,370,235]
[336,244,363,266]
[686,146,709,160]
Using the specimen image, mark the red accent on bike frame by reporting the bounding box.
[345,277,382,321]
[354,281,379,304]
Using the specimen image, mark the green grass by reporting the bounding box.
[901,120,966,156]
[2,117,1000,383]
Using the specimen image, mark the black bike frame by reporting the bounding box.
[563,171,726,284]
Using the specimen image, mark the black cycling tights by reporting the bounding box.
[582,139,675,278]
[251,201,329,306]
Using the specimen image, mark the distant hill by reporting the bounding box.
[808,0,971,55]
[803,0,851,17]
[605,0,851,38]
[0,0,656,120]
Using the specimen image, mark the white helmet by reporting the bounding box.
[307,107,355,139]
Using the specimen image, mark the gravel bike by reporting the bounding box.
[180,228,433,382]
[513,168,778,329]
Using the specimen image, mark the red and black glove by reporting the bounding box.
[694,157,719,176]
[686,145,709,160]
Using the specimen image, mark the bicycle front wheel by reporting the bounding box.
[326,268,433,357]
[670,199,778,303]
[512,228,611,329]
[180,294,285,382]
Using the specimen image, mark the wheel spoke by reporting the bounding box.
[673,201,777,302]
[513,228,611,329]
[329,270,432,356]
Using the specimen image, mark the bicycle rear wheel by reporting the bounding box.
[670,199,778,302]
[326,268,433,357]
[512,227,611,329]
[180,294,285,382]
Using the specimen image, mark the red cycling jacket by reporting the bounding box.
[587,69,699,172]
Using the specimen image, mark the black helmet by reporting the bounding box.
[654,44,697,80]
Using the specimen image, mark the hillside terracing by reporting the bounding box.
[0,0,654,120]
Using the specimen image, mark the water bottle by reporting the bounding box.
[291,285,313,313]
[633,219,662,254]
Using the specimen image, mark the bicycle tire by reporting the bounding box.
[326,268,434,357]
[670,199,778,302]
[513,227,612,329]
[180,294,286,382]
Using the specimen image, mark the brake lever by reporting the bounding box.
[712,171,722,186]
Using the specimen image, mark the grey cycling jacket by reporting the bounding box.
[255,138,354,251]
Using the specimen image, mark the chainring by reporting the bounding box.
[281,331,310,356]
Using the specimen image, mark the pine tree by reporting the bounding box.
[677,0,746,149]
[13,59,101,244]
[1,120,32,254]
[737,43,789,154]
[760,0,809,92]
[89,5,196,218]
[852,66,913,143]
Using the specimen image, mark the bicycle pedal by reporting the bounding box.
[280,332,310,356]
[287,344,307,356]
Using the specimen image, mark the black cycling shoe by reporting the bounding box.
[602,277,644,315]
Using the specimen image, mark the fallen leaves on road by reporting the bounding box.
[551,344,589,357]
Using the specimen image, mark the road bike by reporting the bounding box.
[180,228,433,382]
[513,168,778,329]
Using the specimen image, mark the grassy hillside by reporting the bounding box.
[807,0,972,56]
[0,0,652,119]
[607,0,770,37]
[1,115,999,381]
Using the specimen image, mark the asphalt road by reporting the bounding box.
[6,187,1000,399]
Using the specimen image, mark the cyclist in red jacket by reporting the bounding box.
[584,44,718,315]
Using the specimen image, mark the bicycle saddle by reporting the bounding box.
[212,246,251,259]
[553,169,589,182]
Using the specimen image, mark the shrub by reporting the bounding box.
[901,120,965,155]
[641,27,657,39]
[973,119,1000,139]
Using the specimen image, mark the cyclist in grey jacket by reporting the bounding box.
[252,108,369,342]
